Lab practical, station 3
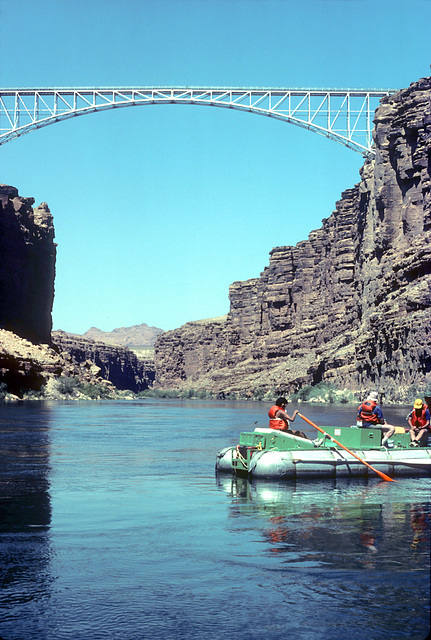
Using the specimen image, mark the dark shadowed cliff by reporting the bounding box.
[0,185,56,344]
[154,76,431,401]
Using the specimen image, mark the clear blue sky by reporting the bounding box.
[1,0,430,334]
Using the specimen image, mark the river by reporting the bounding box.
[0,400,429,640]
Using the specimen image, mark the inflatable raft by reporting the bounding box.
[215,425,431,480]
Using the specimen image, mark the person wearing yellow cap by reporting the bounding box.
[407,399,431,447]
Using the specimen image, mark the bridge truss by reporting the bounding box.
[0,86,397,155]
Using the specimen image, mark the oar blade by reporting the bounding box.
[373,469,396,482]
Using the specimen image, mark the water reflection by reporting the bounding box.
[0,403,53,632]
[410,504,429,551]
[216,473,431,572]
[0,403,52,531]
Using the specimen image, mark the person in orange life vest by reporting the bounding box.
[268,397,307,438]
[407,398,430,447]
[356,391,395,446]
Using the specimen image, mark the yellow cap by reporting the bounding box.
[414,398,423,409]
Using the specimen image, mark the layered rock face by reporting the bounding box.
[0,185,56,345]
[0,328,156,397]
[52,331,156,392]
[155,77,431,401]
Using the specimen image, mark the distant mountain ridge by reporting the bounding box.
[82,323,164,351]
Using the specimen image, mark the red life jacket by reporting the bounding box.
[410,405,429,428]
[268,405,288,431]
[359,400,379,424]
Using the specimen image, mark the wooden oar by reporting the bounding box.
[298,412,397,482]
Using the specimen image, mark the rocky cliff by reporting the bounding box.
[0,328,155,398]
[82,323,164,358]
[154,76,431,402]
[0,185,156,397]
[52,331,156,392]
[0,185,56,344]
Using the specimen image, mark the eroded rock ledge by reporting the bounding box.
[154,76,431,401]
[0,328,155,398]
[52,330,155,393]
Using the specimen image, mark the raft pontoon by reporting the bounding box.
[216,426,431,479]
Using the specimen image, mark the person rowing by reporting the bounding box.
[268,397,308,439]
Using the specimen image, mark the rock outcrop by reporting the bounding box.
[0,185,56,345]
[154,77,431,401]
[0,328,156,398]
[52,331,156,393]
[0,329,63,396]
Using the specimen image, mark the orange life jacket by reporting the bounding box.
[268,405,288,431]
[410,404,429,428]
[358,400,379,424]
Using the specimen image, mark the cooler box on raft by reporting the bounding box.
[323,426,411,449]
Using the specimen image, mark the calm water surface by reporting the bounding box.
[0,400,429,640]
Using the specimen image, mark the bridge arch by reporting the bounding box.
[0,86,397,155]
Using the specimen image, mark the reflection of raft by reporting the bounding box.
[215,427,431,479]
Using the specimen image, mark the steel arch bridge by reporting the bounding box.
[0,86,398,156]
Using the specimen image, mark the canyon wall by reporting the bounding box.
[154,76,431,401]
[0,185,56,344]
[0,186,156,396]
[52,331,156,392]
[0,328,156,397]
